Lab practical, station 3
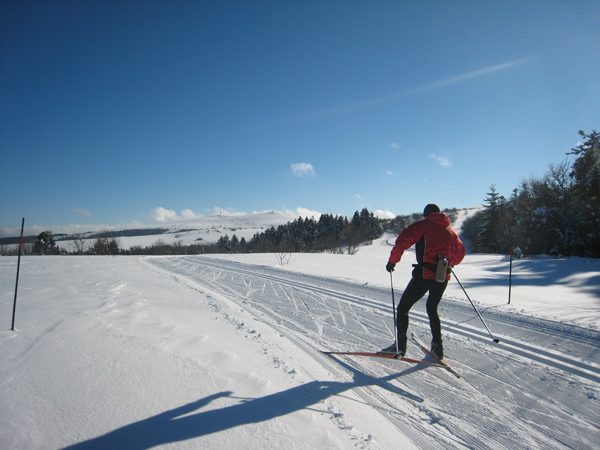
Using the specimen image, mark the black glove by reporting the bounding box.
[386,262,395,273]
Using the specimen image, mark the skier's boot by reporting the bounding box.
[430,339,444,360]
[380,335,407,356]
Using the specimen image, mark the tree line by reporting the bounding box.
[0,231,124,256]
[126,208,384,255]
[462,130,600,257]
[2,208,384,256]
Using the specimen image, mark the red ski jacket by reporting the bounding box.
[388,212,465,281]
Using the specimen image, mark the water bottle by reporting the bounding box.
[435,255,448,282]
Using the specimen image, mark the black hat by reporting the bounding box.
[423,204,440,216]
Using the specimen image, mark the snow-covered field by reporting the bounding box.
[1,237,599,449]
[46,209,318,252]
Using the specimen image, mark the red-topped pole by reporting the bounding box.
[11,217,25,331]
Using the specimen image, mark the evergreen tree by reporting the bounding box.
[92,237,120,255]
[107,239,120,255]
[462,130,599,257]
[568,130,600,256]
[477,185,509,253]
[569,130,600,199]
[33,231,58,255]
[216,235,231,253]
[239,237,248,253]
[229,235,240,253]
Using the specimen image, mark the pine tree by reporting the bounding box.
[33,231,58,255]
[92,237,120,255]
[568,130,600,256]
[477,185,508,253]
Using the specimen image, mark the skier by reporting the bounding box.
[381,204,465,360]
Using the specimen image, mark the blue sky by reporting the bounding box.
[1,1,599,235]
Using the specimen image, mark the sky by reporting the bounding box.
[1,1,599,236]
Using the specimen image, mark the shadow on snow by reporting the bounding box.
[456,257,600,298]
[65,356,426,449]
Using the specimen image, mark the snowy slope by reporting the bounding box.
[49,210,318,252]
[0,245,598,449]
[49,206,479,252]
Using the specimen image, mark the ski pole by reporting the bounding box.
[508,249,513,305]
[451,268,500,343]
[389,272,399,353]
[12,217,25,331]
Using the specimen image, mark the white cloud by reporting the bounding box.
[73,208,92,217]
[148,206,324,225]
[389,142,400,150]
[385,169,393,176]
[431,154,452,168]
[151,207,179,222]
[293,207,321,219]
[151,207,204,222]
[181,209,202,220]
[291,162,315,177]
[211,206,322,220]
[374,209,396,219]
[211,207,246,217]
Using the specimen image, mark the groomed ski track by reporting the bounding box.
[147,256,600,450]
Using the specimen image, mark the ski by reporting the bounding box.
[410,334,461,379]
[321,351,445,367]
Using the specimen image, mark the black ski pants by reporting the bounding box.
[396,270,448,344]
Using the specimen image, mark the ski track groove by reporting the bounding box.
[173,257,600,378]
[190,256,600,383]
[147,256,600,450]
[291,333,463,450]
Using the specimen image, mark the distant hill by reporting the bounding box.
[1,207,481,252]
[39,210,318,251]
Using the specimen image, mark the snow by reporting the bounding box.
[215,235,600,330]
[45,209,319,252]
[53,208,480,253]
[1,237,599,449]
